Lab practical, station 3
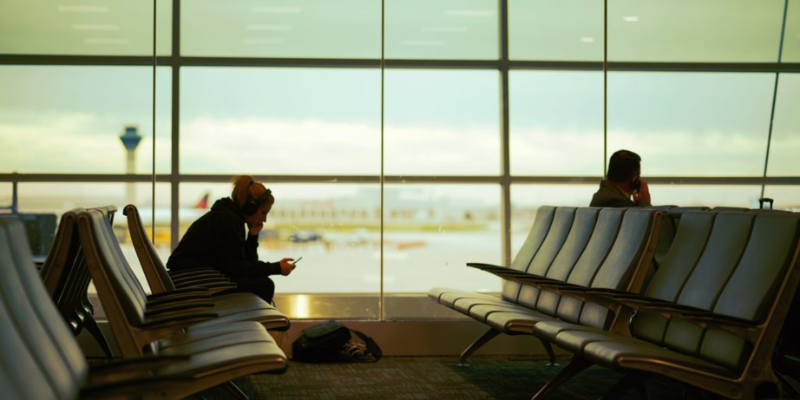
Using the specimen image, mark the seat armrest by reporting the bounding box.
[140,311,219,329]
[171,272,228,283]
[175,281,237,291]
[466,262,509,270]
[147,293,212,307]
[526,279,585,291]
[171,276,232,286]
[89,354,191,374]
[672,310,760,340]
[147,287,208,299]
[145,302,215,318]
[551,287,628,311]
[205,283,238,294]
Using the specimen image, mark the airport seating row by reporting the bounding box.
[429,206,800,399]
[0,207,290,399]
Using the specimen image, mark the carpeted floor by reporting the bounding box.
[198,355,707,400]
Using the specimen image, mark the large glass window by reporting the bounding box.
[384,69,500,175]
[383,184,501,292]
[180,67,381,175]
[767,73,800,176]
[181,0,380,59]
[783,1,800,62]
[608,0,785,62]
[509,0,603,61]
[510,71,604,176]
[386,0,498,60]
[0,66,172,174]
[0,0,171,56]
[607,72,775,177]
[763,186,800,212]
[1,0,798,323]
[649,185,763,208]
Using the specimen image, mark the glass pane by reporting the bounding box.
[0,0,171,56]
[763,186,800,212]
[179,183,381,299]
[386,0,498,60]
[0,66,172,174]
[509,0,603,61]
[0,183,11,209]
[510,184,598,255]
[182,0,380,58]
[180,67,380,175]
[609,0,784,62]
[15,182,170,293]
[607,72,774,177]
[648,184,762,208]
[783,2,800,63]
[510,71,604,176]
[767,74,800,176]
[385,69,500,175]
[383,184,502,318]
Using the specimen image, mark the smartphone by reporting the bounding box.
[632,173,641,191]
[292,256,303,264]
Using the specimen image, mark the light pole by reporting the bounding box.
[119,125,142,206]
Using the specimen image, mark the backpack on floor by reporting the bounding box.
[292,320,382,363]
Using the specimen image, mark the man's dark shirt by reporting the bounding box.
[166,197,281,278]
[590,180,648,207]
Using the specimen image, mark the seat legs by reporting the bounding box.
[458,328,501,365]
[539,337,557,366]
[532,355,593,400]
[83,312,114,358]
[221,382,249,399]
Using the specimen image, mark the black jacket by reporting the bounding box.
[166,197,281,278]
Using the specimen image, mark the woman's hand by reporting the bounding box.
[279,257,297,276]
[248,220,263,236]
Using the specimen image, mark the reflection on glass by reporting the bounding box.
[762,186,800,212]
[386,0,498,60]
[509,0,602,61]
[609,0,784,62]
[383,184,501,298]
[180,183,381,299]
[607,72,775,176]
[0,0,171,56]
[510,184,598,255]
[0,66,172,174]
[783,2,800,63]
[15,182,170,293]
[648,185,762,208]
[182,0,380,58]
[180,67,380,175]
[767,74,800,176]
[385,69,500,175]
[510,71,604,176]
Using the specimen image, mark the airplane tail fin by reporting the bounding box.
[194,193,209,209]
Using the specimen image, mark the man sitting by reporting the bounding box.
[590,149,651,207]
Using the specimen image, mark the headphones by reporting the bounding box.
[242,180,272,216]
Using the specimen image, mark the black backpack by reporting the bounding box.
[292,320,382,363]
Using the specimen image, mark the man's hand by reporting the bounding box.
[279,258,296,276]
[633,178,651,206]
[248,220,263,236]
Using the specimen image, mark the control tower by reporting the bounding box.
[119,125,142,206]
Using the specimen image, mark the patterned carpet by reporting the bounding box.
[199,356,703,400]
